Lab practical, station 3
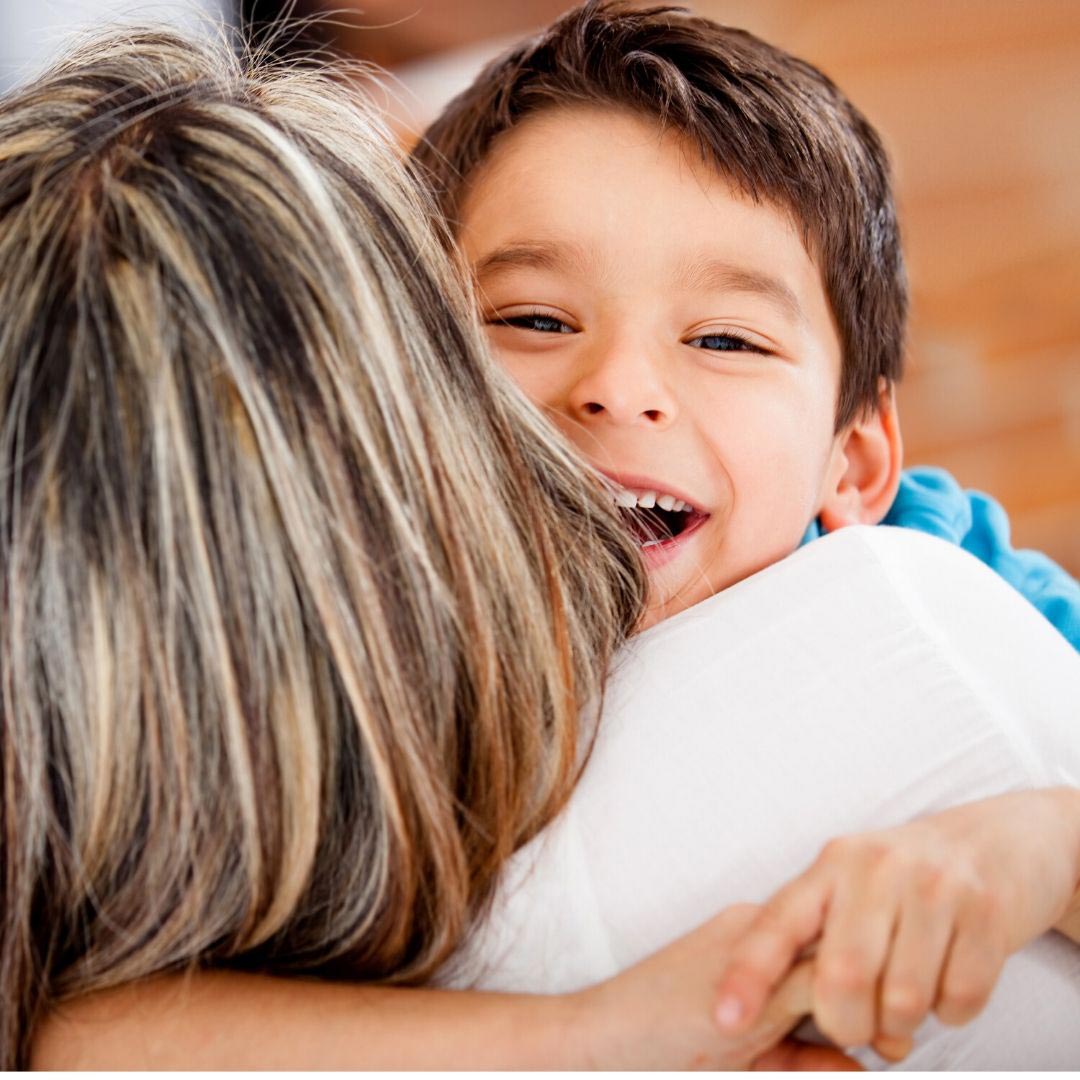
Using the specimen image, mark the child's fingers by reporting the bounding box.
[768,956,815,1020]
[811,869,899,1049]
[877,870,956,1041]
[736,960,817,1065]
[870,1033,914,1062]
[934,895,1007,1027]
[714,875,829,1033]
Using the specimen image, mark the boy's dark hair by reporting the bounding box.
[411,0,907,429]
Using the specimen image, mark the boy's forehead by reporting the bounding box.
[462,106,802,246]
[461,105,707,214]
[458,106,823,328]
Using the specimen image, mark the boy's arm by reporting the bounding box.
[31,909,856,1070]
[31,974,587,1070]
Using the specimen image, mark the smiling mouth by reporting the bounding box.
[606,482,710,551]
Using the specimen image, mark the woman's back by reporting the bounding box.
[445,526,1080,1067]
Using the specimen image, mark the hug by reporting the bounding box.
[2,1,1079,1069]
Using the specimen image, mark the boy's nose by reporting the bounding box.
[567,349,677,429]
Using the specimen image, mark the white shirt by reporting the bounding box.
[442,526,1080,1069]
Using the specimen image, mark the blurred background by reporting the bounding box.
[3,0,1078,575]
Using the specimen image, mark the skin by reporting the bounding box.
[458,105,901,629]
[456,103,1080,1057]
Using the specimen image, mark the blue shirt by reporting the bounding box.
[802,466,1080,652]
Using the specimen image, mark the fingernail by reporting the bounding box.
[716,995,744,1029]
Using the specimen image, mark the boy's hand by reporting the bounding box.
[712,788,1080,1056]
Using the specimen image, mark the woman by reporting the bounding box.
[7,29,1080,1071]
[0,26,826,1071]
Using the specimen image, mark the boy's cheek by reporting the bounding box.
[487,341,563,406]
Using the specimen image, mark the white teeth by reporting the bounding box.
[609,482,696,512]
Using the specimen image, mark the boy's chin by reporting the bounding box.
[638,573,717,629]
[638,548,788,628]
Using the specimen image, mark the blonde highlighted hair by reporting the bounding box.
[0,29,644,1067]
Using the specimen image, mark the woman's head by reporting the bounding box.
[0,28,643,1066]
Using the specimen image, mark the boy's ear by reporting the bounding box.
[818,380,903,532]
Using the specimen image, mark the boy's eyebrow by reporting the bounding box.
[677,257,805,324]
[472,240,589,280]
[475,245,806,323]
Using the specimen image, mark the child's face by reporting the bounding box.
[458,107,851,626]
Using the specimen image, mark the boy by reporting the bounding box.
[410,0,1079,641]
[408,0,1080,1060]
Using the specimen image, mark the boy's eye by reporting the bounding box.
[687,332,763,353]
[494,313,575,334]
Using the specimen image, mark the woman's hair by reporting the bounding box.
[411,0,907,430]
[0,28,644,1067]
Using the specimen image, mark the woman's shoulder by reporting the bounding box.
[818,526,1078,709]
[618,525,1078,772]
[645,523,1073,661]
